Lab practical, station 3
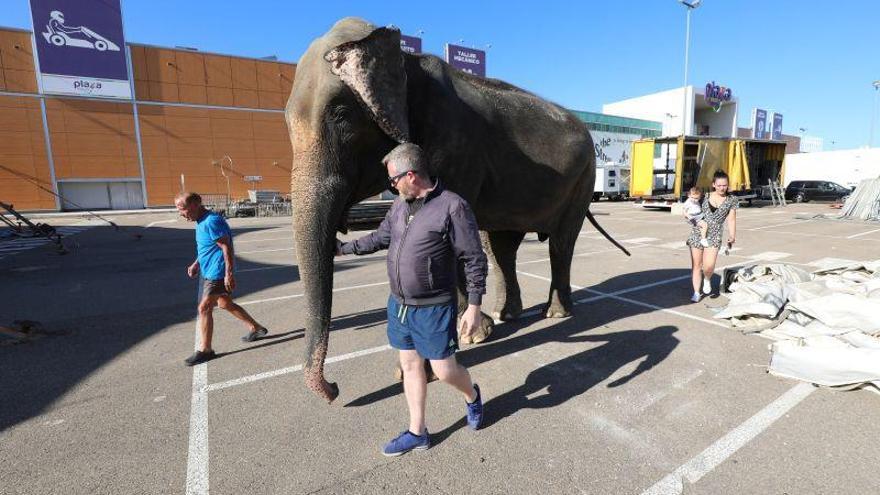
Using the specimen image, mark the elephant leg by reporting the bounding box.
[456,252,494,345]
[394,359,438,383]
[545,210,587,318]
[484,230,525,321]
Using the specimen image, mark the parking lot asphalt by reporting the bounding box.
[1,202,879,494]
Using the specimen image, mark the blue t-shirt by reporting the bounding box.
[195,211,232,280]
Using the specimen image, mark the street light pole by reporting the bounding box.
[679,0,701,137]
[870,80,880,148]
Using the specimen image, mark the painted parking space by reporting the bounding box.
[3,202,880,494]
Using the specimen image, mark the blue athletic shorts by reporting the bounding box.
[386,295,458,360]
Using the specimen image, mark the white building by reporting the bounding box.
[602,86,738,138]
[799,135,825,153]
[784,148,880,188]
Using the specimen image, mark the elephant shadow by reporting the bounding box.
[431,325,679,445]
[345,268,693,444]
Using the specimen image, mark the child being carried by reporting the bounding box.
[684,187,710,248]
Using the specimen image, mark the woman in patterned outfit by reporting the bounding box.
[687,170,738,302]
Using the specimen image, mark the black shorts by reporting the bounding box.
[202,278,229,298]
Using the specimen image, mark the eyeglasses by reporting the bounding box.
[388,171,409,187]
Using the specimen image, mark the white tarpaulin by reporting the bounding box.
[840,177,880,221]
[716,260,880,392]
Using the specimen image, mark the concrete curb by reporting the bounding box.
[3,208,177,221]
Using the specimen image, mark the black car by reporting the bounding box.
[784,180,852,203]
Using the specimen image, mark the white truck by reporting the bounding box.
[593,165,629,201]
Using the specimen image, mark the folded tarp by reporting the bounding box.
[769,336,880,391]
[717,260,880,392]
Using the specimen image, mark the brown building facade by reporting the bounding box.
[737,126,801,155]
[0,26,294,211]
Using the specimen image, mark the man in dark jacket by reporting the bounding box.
[337,143,486,456]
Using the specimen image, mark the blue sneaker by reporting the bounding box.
[381,430,430,457]
[466,384,483,430]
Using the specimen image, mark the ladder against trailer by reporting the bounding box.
[767,179,787,207]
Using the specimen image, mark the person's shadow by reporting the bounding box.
[429,325,679,445]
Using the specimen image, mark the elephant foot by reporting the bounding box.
[544,288,573,318]
[544,303,571,318]
[491,298,522,321]
[393,360,438,382]
[304,370,339,404]
[460,313,494,345]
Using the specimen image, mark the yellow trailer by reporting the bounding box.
[629,136,787,205]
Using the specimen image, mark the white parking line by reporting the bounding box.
[847,227,880,239]
[622,237,659,244]
[658,241,687,250]
[186,321,209,495]
[234,237,293,244]
[237,253,387,273]
[206,344,392,392]
[747,219,813,231]
[238,281,390,306]
[237,247,294,255]
[0,226,92,259]
[516,270,728,329]
[746,251,792,261]
[518,244,642,266]
[641,383,815,495]
[146,219,176,228]
[237,265,294,273]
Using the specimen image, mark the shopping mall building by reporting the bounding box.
[0,25,295,212]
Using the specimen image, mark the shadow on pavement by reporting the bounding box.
[346,269,692,443]
[0,221,379,432]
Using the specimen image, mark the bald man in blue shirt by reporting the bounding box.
[175,192,268,366]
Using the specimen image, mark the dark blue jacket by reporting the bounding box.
[340,182,487,306]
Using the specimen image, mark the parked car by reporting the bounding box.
[784,180,852,203]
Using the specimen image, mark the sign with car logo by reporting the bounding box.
[29,0,131,99]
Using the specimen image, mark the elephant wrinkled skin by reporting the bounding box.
[286,17,628,403]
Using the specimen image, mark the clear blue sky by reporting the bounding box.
[4,1,879,149]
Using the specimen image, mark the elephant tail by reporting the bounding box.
[585,210,631,256]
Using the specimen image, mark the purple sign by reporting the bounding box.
[29,0,131,98]
[771,112,783,140]
[752,108,767,139]
[704,81,732,112]
[400,35,422,54]
[445,44,486,77]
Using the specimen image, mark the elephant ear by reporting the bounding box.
[324,26,410,144]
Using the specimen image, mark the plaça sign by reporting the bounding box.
[400,34,422,54]
[770,112,783,140]
[29,0,131,99]
[704,81,732,112]
[751,108,767,139]
[444,43,485,77]
[591,131,641,167]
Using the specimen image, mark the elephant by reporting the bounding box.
[286,17,629,403]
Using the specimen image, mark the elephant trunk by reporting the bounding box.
[292,173,346,403]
